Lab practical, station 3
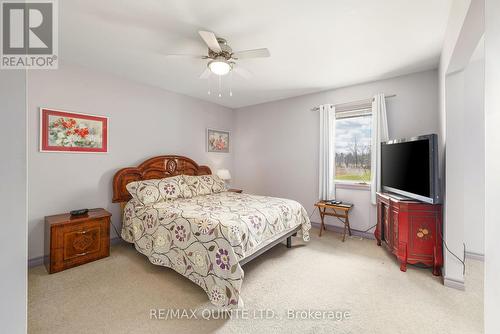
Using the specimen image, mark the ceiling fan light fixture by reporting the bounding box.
[208,58,232,76]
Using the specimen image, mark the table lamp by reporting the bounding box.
[216,169,231,186]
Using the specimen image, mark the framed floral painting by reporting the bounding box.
[40,108,109,153]
[207,128,229,153]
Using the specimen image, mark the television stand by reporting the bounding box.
[375,192,443,276]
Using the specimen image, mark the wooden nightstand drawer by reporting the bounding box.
[45,209,111,274]
[62,223,103,261]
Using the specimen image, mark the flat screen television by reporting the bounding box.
[381,134,440,204]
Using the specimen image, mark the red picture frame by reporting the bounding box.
[40,108,108,153]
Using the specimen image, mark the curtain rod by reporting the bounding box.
[311,94,397,112]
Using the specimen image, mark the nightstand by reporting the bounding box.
[228,188,243,193]
[44,208,111,274]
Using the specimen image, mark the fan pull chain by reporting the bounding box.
[207,73,211,95]
[229,71,233,97]
[218,76,222,97]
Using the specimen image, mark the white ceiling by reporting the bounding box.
[60,0,452,109]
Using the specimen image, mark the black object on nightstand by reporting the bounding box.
[70,208,89,216]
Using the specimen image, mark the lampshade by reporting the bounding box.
[208,57,232,76]
[217,169,231,180]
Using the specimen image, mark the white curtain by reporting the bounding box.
[371,93,389,204]
[319,104,336,200]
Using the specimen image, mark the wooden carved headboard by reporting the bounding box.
[112,155,212,203]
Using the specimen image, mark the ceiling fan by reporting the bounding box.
[167,30,270,79]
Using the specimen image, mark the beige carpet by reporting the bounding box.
[29,228,483,334]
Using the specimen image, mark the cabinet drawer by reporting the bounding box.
[63,225,102,260]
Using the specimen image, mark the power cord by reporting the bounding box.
[360,224,377,233]
[439,229,466,275]
[110,219,122,241]
[309,205,377,234]
[308,206,318,221]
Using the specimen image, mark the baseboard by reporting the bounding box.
[28,255,46,268]
[443,276,465,291]
[311,222,375,240]
[28,237,125,268]
[110,236,125,246]
[465,251,484,261]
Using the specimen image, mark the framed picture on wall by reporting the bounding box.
[40,108,109,153]
[207,128,230,153]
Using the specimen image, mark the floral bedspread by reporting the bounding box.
[121,191,311,308]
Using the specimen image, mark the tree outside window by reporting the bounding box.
[335,115,372,183]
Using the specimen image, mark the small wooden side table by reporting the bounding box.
[315,201,354,242]
[45,208,111,274]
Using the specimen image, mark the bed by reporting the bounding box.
[112,155,311,308]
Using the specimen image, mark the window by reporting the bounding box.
[335,109,372,183]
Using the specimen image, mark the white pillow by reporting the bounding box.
[183,174,226,196]
[126,175,192,204]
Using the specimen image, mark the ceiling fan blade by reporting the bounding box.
[233,66,253,79]
[198,31,222,53]
[165,54,206,59]
[232,48,270,59]
[199,67,211,79]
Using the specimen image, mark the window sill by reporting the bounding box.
[335,181,371,191]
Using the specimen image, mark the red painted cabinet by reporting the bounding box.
[375,193,443,276]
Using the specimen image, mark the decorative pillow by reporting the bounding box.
[183,174,226,196]
[158,176,193,199]
[126,175,192,204]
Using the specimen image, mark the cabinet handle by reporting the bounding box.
[75,252,87,257]
[77,230,87,234]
